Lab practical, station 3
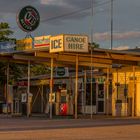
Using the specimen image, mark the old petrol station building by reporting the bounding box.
[1,34,140,119]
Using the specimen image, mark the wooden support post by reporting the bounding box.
[90,68,93,119]
[50,57,53,119]
[41,85,44,113]
[124,71,127,116]
[116,68,119,100]
[106,67,109,115]
[75,55,78,119]
[27,61,30,117]
[6,62,9,115]
[84,70,87,115]
[132,66,135,117]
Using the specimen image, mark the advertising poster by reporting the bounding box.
[0,41,15,52]
[16,38,33,51]
[34,35,51,49]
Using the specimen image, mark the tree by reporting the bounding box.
[0,22,18,85]
[0,62,26,85]
[31,64,50,76]
[0,22,14,42]
[0,62,6,85]
[89,42,100,48]
[0,22,50,84]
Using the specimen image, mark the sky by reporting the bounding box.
[0,0,140,49]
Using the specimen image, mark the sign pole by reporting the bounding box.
[50,57,54,119]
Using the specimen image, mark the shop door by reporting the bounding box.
[97,84,105,113]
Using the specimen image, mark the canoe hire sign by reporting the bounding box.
[50,34,88,53]
[64,35,88,52]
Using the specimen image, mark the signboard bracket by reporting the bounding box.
[25,32,33,39]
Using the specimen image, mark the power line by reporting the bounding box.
[41,0,114,22]
[111,0,113,50]
[10,0,117,31]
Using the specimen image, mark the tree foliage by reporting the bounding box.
[0,62,27,85]
[89,42,100,48]
[0,22,17,85]
[0,22,14,42]
[31,64,50,76]
[0,22,50,85]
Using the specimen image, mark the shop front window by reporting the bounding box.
[86,83,96,105]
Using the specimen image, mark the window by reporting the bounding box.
[86,83,96,105]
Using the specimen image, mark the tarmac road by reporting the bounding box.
[0,117,140,140]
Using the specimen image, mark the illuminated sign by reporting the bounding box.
[17,6,40,32]
[16,38,33,51]
[50,35,64,53]
[34,35,51,49]
[50,34,88,53]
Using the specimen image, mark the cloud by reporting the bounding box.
[0,0,37,13]
[113,45,130,50]
[94,31,140,41]
[39,0,91,23]
[40,0,68,6]
[40,0,93,8]
[0,0,100,25]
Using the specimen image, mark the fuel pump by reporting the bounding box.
[55,89,73,116]
[59,89,68,115]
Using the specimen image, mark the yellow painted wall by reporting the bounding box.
[112,67,140,116]
[136,83,140,116]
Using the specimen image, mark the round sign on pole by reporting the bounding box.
[17,5,40,32]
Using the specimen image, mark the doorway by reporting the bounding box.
[97,83,105,113]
